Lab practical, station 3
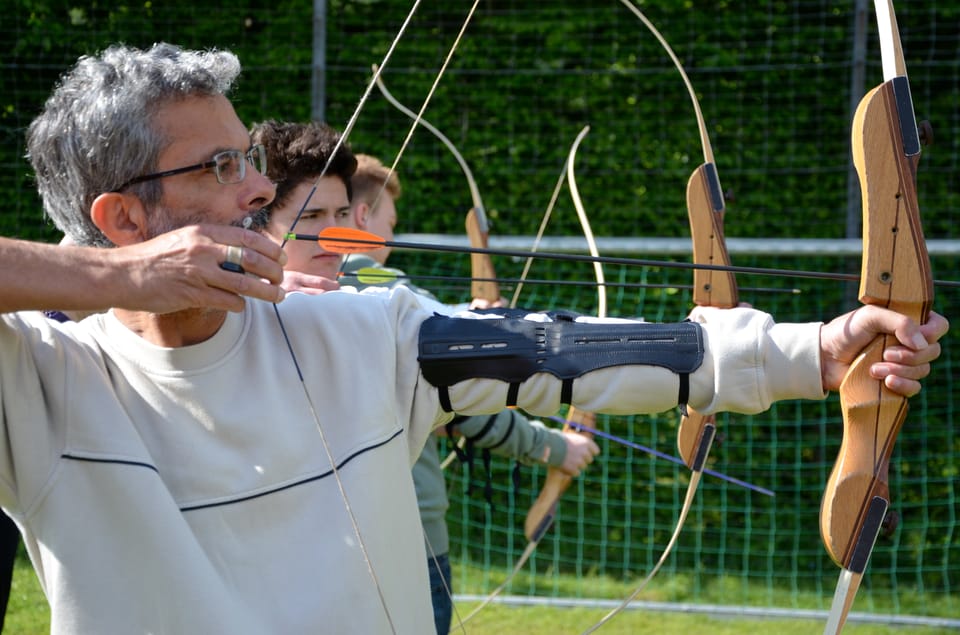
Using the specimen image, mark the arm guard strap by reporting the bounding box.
[418,312,703,412]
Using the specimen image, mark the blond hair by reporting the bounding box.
[351,154,401,210]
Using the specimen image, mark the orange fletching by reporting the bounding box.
[316,227,386,254]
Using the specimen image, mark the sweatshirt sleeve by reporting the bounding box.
[690,306,826,414]
[436,306,827,418]
[451,411,568,467]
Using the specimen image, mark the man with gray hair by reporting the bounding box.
[0,42,946,633]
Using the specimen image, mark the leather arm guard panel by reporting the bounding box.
[418,311,703,412]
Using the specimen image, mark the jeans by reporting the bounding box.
[427,552,452,635]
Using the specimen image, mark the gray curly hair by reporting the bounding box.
[26,43,241,246]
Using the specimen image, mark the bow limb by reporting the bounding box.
[567,125,607,317]
[820,2,932,633]
[373,68,498,470]
[581,6,736,633]
[373,64,485,219]
[374,63,502,303]
[461,127,605,626]
[526,125,603,548]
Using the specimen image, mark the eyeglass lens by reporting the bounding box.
[214,146,266,185]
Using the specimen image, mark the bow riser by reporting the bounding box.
[822,340,908,567]
[466,208,500,302]
[820,67,933,595]
[677,162,738,469]
[687,162,737,309]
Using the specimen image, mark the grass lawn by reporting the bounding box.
[450,602,960,634]
[4,553,956,634]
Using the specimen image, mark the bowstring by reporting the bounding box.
[369,6,485,631]
[270,2,432,631]
[366,1,483,219]
[285,2,483,632]
[279,0,426,249]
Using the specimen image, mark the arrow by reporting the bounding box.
[288,228,960,288]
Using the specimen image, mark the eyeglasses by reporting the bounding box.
[114,144,267,191]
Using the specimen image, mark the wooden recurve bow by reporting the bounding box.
[374,60,582,633]
[820,1,932,633]
[579,5,736,633]
[522,125,602,578]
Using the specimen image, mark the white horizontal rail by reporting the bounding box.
[398,234,960,257]
[454,594,960,628]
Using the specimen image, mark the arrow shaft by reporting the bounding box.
[548,416,774,497]
[298,232,960,288]
[340,269,799,295]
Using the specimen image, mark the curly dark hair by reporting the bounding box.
[249,120,358,210]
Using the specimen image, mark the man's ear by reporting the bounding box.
[90,192,150,246]
[352,202,371,230]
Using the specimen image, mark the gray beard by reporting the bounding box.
[142,207,272,320]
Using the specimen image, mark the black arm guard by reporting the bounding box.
[418,311,703,412]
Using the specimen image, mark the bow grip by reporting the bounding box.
[820,334,907,568]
